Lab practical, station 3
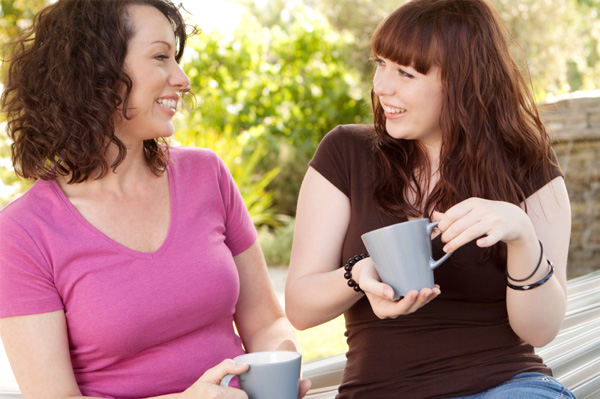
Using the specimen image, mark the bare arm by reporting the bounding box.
[285,167,439,328]
[506,177,570,346]
[232,239,312,397]
[284,168,361,330]
[0,311,85,399]
[232,239,299,353]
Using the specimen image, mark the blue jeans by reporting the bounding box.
[449,373,576,399]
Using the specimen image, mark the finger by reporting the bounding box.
[475,232,502,248]
[298,379,312,398]
[430,210,444,223]
[442,218,493,253]
[361,278,395,300]
[359,261,395,300]
[200,359,249,384]
[439,204,484,239]
[369,290,419,319]
[437,199,478,230]
[409,287,440,311]
[390,292,421,318]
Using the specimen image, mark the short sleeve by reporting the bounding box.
[524,148,565,198]
[216,156,258,257]
[0,214,63,318]
[309,124,375,199]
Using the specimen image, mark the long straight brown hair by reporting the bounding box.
[370,0,555,217]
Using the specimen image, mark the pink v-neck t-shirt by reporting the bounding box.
[0,146,257,398]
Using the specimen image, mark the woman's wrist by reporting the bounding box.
[505,231,551,285]
[343,254,369,294]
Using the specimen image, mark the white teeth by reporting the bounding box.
[157,98,178,111]
[383,105,406,114]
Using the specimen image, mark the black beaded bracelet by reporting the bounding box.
[343,254,369,294]
[506,259,554,291]
[506,240,544,282]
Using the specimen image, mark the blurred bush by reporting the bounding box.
[257,216,295,266]
[181,9,370,216]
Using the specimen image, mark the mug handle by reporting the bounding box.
[220,374,236,387]
[427,221,453,269]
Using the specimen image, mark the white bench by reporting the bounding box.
[303,271,600,399]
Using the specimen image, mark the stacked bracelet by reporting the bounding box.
[506,260,554,290]
[344,254,369,294]
[505,240,544,282]
[505,240,555,291]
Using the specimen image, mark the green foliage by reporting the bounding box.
[488,0,598,99]
[257,216,295,266]
[0,131,33,208]
[181,9,370,214]
[184,10,369,153]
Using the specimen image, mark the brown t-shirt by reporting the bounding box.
[309,124,563,399]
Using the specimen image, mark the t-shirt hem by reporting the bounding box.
[0,301,64,318]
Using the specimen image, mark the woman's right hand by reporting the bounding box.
[357,258,441,319]
[182,359,249,398]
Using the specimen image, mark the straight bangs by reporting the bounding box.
[371,6,441,74]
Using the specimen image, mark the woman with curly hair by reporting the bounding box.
[286,0,574,398]
[0,1,309,398]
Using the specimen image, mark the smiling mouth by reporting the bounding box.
[382,105,406,114]
[156,98,178,111]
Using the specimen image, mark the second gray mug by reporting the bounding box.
[220,350,301,399]
[361,218,452,300]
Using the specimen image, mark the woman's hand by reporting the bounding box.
[181,359,311,399]
[431,179,572,347]
[182,359,249,398]
[357,258,441,319]
[431,197,536,252]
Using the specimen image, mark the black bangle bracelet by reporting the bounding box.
[506,259,554,291]
[343,254,369,294]
[506,240,544,282]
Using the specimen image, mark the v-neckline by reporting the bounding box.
[51,164,177,260]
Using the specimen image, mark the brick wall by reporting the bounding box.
[540,91,600,278]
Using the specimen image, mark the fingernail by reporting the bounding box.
[384,288,394,299]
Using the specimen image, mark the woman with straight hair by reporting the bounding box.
[285,0,574,397]
[0,1,309,398]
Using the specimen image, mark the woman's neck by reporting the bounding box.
[57,141,157,198]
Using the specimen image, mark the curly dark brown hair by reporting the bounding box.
[1,0,192,183]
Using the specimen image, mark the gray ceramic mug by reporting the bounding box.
[361,218,452,300]
[220,350,301,399]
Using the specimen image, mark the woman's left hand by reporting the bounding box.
[358,258,441,319]
[431,197,536,253]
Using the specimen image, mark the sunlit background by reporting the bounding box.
[180,0,244,36]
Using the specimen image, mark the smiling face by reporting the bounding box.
[373,56,444,148]
[114,4,190,145]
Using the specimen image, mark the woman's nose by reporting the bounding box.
[170,62,190,91]
[373,72,396,97]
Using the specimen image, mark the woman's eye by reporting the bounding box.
[398,69,414,78]
[155,54,169,61]
[370,57,385,67]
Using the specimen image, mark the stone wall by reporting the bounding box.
[540,91,600,278]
